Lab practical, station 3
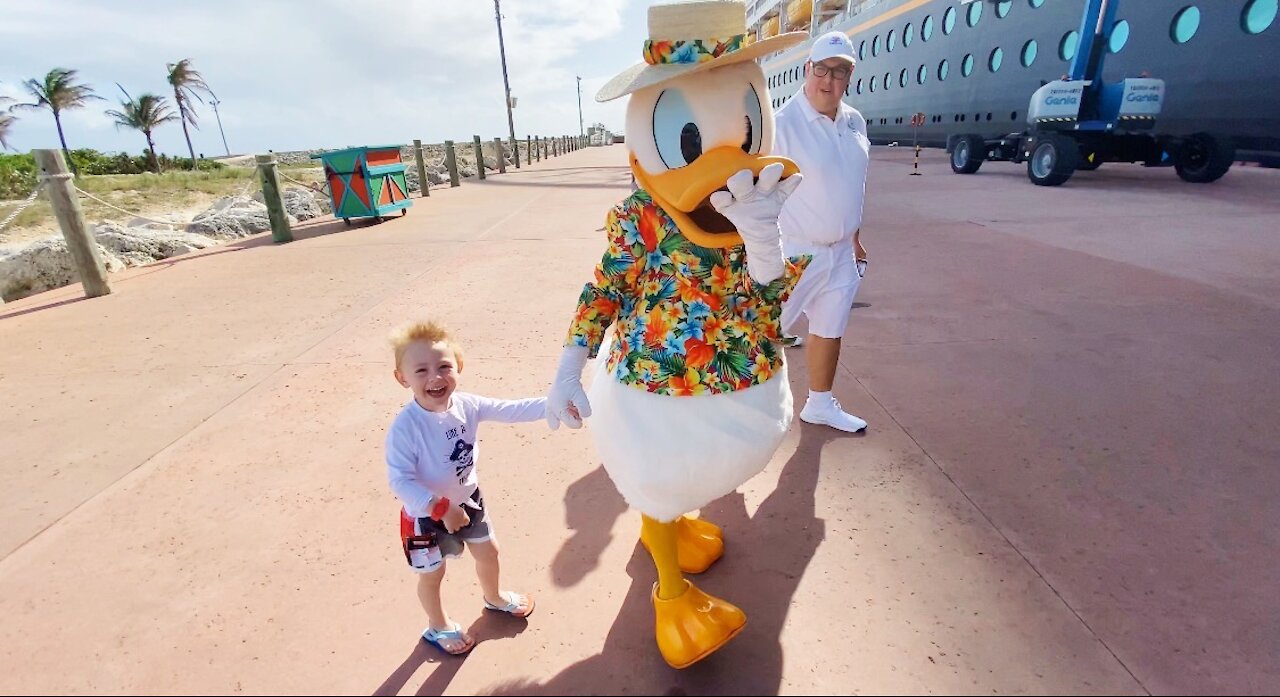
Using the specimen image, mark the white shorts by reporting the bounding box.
[780,239,861,339]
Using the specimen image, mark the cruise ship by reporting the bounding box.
[752,0,1280,168]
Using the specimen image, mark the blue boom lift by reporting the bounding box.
[947,0,1236,186]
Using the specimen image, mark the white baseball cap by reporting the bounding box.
[809,31,855,65]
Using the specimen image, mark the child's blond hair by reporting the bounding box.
[389,320,464,371]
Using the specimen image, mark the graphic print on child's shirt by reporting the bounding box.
[442,423,475,485]
[449,436,474,484]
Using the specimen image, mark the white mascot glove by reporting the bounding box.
[546,345,592,430]
[709,162,803,285]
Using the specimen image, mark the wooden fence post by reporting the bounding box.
[472,135,486,180]
[254,154,293,243]
[33,149,110,297]
[413,139,430,198]
[444,141,460,187]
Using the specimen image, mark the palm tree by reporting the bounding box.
[0,96,15,151]
[105,86,178,174]
[13,68,101,171]
[166,59,211,169]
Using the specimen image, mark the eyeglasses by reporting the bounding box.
[810,63,852,81]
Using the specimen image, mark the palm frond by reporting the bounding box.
[711,350,752,382]
[17,68,100,114]
[0,112,16,151]
[167,59,211,127]
[106,91,179,132]
[653,350,686,379]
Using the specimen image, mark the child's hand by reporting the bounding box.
[442,505,471,533]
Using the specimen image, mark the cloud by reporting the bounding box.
[0,0,643,156]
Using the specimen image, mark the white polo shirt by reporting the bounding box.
[774,91,870,247]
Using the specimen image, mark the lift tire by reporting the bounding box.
[950,134,985,174]
[1175,133,1234,183]
[1027,134,1078,186]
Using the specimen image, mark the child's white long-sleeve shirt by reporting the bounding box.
[386,392,545,518]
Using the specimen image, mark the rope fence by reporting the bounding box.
[4,135,591,239]
[3,137,592,301]
[0,183,45,234]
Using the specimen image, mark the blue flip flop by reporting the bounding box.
[422,622,474,655]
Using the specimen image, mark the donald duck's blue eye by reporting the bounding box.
[653,88,701,169]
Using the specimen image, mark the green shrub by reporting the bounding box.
[0,149,226,201]
[66,149,225,176]
[0,153,38,199]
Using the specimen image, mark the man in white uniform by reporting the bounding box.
[775,31,870,433]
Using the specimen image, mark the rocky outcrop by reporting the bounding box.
[1,186,330,302]
[185,195,297,239]
[94,222,217,266]
[0,236,126,302]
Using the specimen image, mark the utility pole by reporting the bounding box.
[208,89,230,156]
[494,0,517,149]
[576,75,584,137]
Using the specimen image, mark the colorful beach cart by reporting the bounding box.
[310,145,412,225]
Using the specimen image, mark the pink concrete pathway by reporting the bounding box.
[1,145,1277,694]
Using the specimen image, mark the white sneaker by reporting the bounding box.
[799,397,868,432]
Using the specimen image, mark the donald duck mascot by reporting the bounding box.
[546,0,808,669]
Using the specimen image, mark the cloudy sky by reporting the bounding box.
[0,0,652,156]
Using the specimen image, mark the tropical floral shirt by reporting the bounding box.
[567,190,808,396]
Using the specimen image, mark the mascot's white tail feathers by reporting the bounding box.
[584,337,793,521]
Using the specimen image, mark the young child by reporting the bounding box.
[386,320,546,655]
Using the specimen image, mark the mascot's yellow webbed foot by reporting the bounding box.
[641,515,724,574]
[643,515,745,668]
[652,580,747,669]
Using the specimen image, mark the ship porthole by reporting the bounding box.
[938,59,950,80]
[1028,0,1044,7]
[1021,39,1039,66]
[917,64,928,84]
[989,47,1004,72]
[943,7,957,34]
[888,29,897,52]
[856,78,863,94]
[859,40,867,60]
[900,68,909,88]
[873,34,882,56]
[904,22,914,46]
[1060,30,1080,60]
[1172,6,1201,43]
[962,54,975,76]
[884,71,892,89]
[996,1,1012,18]
[1243,0,1278,34]
[1108,20,1131,53]
[922,15,935,41]
[967,1,983,27]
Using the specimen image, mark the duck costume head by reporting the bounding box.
[546,0,809,668]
